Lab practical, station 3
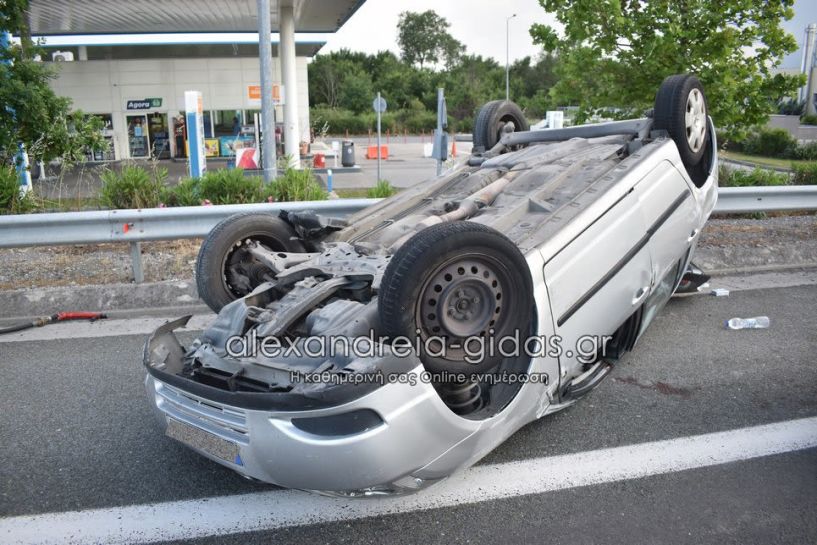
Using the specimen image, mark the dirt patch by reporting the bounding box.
[613,376,696,399]
[0,240,201,290]
[694,215,817,272]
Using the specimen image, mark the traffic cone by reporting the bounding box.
[451,139,457,157]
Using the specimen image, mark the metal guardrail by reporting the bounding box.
[0,199,379,283]
[1,187,816,282]
[715,186,817,213]
[0,199,379,247]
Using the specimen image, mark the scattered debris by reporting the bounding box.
[725,316,770,330]
[711,288,730,296]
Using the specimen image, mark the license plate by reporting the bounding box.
[165,417,241,465]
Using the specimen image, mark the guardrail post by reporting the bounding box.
[129,241,144,284]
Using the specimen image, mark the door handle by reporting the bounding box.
[632,286,649,305]
[687,228,699,242]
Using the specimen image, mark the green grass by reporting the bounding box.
[366,180,397,198]
[335,185,401,199]
[719,151,813,170]
[334,188,370,198]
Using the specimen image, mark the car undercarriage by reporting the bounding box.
[144,74,718,494]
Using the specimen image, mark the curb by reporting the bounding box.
[0,280,203,323]
[720,157,792,173]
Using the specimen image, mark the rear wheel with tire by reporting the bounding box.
[379,221,534,375]
[195,213,305,312]
[472,100,529,152]
[653,74,710,172]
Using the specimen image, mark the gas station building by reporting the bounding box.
[24,0,365,165]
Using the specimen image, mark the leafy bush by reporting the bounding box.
[0,165,34,214]
[718,165,789,187]
[397,108,437,133]
[742,128,796,158]
[367,179,396,198]
[197,169,266,205]
[789,141,817,161]
[800,114,817,126]
[269,167,327,202]
[311,106,440,134]
[311,107,374,134]
[161,177,201,207]
[791,162,817,185]
[161,167,327,206]
[99,164,167,209]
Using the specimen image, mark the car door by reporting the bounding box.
[543,189,653,381]
[633,160,699,330]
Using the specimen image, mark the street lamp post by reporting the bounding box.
[505,13,517,102]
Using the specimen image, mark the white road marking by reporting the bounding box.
[2,416,816,545]
[0,315,214,343]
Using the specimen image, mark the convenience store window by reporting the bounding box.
[212,110,244,137]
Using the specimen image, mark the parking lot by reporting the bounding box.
[1,272,815,544]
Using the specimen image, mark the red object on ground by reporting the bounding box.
[366,145,389,160]
[56,311,107,321]
[451,139,457,157]
[313,153,326,168]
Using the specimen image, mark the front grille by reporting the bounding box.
[154,381,249,443]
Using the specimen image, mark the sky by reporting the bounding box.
[322,0,817,69]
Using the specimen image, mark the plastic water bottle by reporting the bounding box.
[725,316,770,330]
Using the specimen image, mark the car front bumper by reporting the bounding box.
[145,362,484,495]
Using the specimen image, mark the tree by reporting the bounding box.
[338,68,374,114]
[1,0,104,167]
[397,10,464,69]
[530,0,804,136]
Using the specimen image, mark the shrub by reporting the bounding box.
[367,179,396,198]
[197,169,266,205]
[269,167,327,202]
[791,162,817,185]
[718,165,789,187]
[0,165,34,214]
[742,128,797,158]
[161,177,201,207]
[311,106,440,134]
[99,164,167,209]
[311,107,374,134]
[800,114,817,126]
[790,141,817,161]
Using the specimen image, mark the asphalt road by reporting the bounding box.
[0,279,815,544]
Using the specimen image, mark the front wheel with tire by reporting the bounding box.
[378,221,534,375]
[195,213,305,313]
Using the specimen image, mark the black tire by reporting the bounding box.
[472,100,529,152]
[653,74,709,170]
[195,213,305,312]
[379,221,534,374]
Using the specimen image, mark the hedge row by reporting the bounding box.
[311,107,474,135]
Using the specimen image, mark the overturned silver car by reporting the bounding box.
[144,74,717,495]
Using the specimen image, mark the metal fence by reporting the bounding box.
[1,187,816,282]
[714,186,817,213]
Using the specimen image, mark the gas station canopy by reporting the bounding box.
[26,0,365,35]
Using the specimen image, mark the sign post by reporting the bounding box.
[372,93,387,183]
[184,91,206,178]
[431,88,448,176]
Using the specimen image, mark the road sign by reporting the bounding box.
[248,84,284,104]
[373,96,387,113]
